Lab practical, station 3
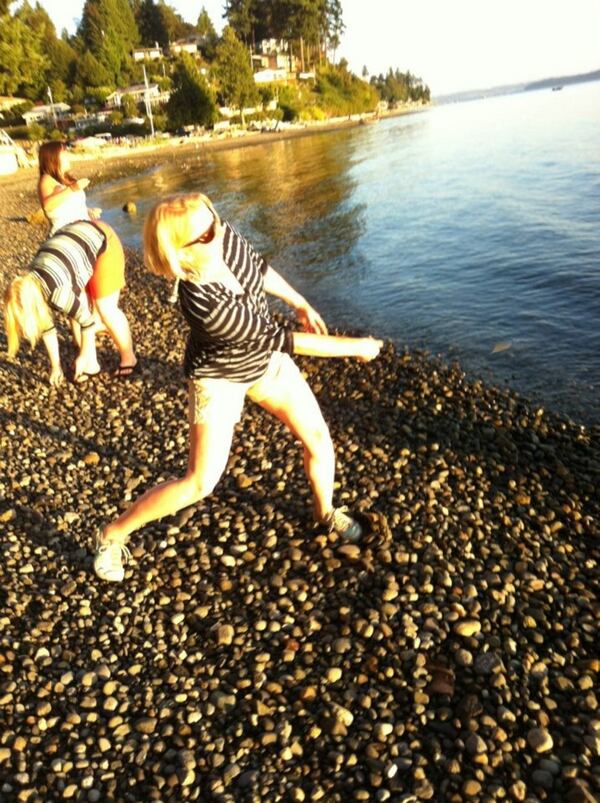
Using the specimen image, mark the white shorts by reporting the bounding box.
[188,351,301,426]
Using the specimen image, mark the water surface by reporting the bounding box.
[92,81,600,424]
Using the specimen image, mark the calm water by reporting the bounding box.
[93,81,600,424]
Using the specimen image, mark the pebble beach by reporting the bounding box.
[0,155,599,803]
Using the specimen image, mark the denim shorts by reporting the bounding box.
[188,351,301,426]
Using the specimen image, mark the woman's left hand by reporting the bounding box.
[297,303,328,335]
[89,207,102,219]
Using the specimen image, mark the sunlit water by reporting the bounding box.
[92,81,600,424]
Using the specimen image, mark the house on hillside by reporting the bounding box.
[169,36,208,57]
[23,103,71,126]
[253,69,288,84]
[106,84,162,109]
[252,39,299,73]
[133,45,163,62]
[72,111,111,132]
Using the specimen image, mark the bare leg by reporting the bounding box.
[95,291,137,369]
[69,319,81,348]
[91,300,108,336]
[249,361,335,522]
[100,413,235,546]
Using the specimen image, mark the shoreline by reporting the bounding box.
[0,115,599,802]
[0,104,425,189]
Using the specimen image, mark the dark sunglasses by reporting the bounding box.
[184,210,217,247]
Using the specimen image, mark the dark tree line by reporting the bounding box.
[1,0,429,138]
[224,0,344,70]
[370,68,431,105]
[0,0,218,102]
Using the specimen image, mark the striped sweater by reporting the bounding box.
[180,221,294,382]
[31,221,106,327]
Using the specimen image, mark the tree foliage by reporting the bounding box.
[196,6,217,39]
[136,0,195,48]
[224,0,344,63]
[0,0,429,133]
[315,59,378,115]
[166,52,217,127]
[0,12,49,97]
[77,0,139,84]
[370,68,430,105]
[196,5,218,59]
[215,25,257,121]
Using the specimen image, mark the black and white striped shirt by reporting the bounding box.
[180,221,294,382]
[31,221,106,327]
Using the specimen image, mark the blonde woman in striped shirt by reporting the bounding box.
[94,193,383,581]
[4,220,137,383]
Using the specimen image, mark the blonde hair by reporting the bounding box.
[4,273,52,358]
[143,193,221,281]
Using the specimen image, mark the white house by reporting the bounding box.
[170,39,199,56]
[133,46,163,62]
[255,39,298,71]
[253,69,288,84]
[106,84,160,109]
[72,111,111,132]
[23,103,70,126]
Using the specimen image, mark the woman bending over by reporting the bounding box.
[94,193,382,581]
[4,220,137,383]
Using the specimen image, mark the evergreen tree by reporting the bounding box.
[215,25,257,124]
[196,6,216,38]
[0,13,48,97]
[121,93,139,118]
[196,6,219,60]
[137,0,164,47]
[156,1,195,45]
[167,52,217,127]
[77,0,139,85]
[15,2,77,96]
[223,0,256,46]
[73,49,112,89]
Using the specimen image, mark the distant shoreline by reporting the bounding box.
[0,104,428,188]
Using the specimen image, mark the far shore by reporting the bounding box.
[0,103,428,188]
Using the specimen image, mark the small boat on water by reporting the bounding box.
[552,86,563,91]
[359,115,379,125]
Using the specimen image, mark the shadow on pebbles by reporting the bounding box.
[0,241,599,802]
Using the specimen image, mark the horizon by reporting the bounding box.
[28,0,600,96]
[432,66,600,99]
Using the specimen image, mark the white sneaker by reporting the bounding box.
[93,539,131,582]
[327,507,363,543]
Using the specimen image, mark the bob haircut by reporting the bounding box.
[143,193,221,281]
[38,141,75,187]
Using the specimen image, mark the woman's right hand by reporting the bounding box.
[356,337,384,362]
[49,366,65,386]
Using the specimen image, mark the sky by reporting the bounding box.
[31,0,600,96]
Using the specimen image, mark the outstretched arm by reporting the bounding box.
[263,266,328,334]
[293,331,383,362]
